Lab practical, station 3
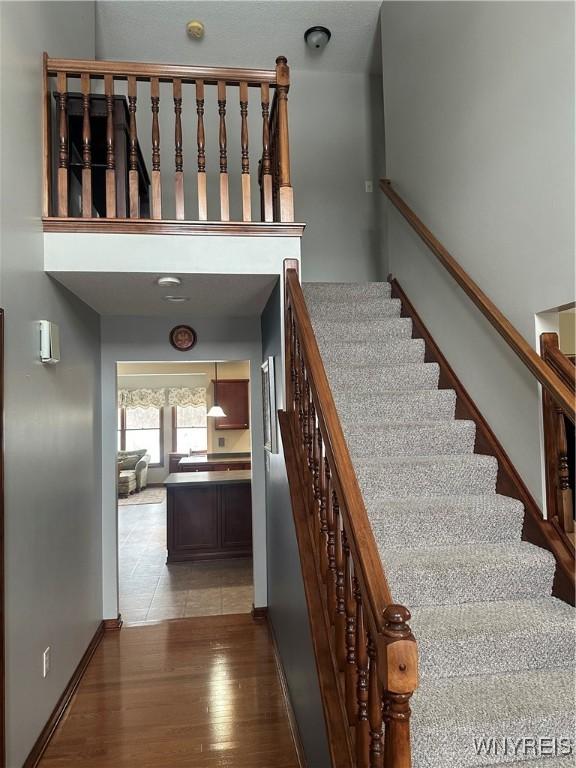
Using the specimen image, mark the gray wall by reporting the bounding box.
[261,283,331,768]
[0,3,102,766]
[100,314,267,617]
[381,0,575,505]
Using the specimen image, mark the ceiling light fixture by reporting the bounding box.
[207,361,227,418]
[163,295,190,303]
[304,26,331,51]
[156,276,182,287]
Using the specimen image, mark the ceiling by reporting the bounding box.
[95,1,382,74]
[51,272,278,317]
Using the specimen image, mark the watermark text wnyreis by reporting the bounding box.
[473,737,574,758]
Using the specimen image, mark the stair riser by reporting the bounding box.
[313,317,413,342]
[416,628,576,680]
[386,560,555,607]
[318,339,425,365]
[356,457,498,497]
[346,422,476,458]
[412,712,575,768]
[336,391,456,424]
[308,298,401,319]
[303,283,392,300]
[371,506,524,550]
[325,363,440,393]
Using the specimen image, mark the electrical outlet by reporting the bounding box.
[42,646,51,678]
[365,180,373,193]
[218,437,225,447]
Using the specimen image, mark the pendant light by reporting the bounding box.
[207,361,227,418]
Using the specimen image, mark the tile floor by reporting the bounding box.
[119,498,253,625]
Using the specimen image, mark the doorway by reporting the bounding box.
[116,360,254,625]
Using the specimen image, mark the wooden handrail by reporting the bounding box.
[380,179,576,424]
[542,338,576,390]
[285,268,418,768]
[45,56,277,85]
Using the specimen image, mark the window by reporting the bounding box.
[118,406,163,466]
[172,404,207,454]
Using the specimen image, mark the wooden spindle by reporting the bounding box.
[260,82,273,221]
[173,78,184,220]
[127,76,139,218]
[218,80,229,221]
[150,77,162,219]
[319,454,329,580]
[368,636,384,768]
[104,75,116,218]
[556,409,574,533]
[196,79,207,221]
[80,73,92,217]
[344,532,357,724]
[334,496,346,668]
[355,580,370,768]
[382,605,418,768]
[239,81,251,222]
[56,71,68,217]
[326,482,338,619]
[275,56,294,222]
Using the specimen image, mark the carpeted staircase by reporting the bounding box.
[302,281,576,768]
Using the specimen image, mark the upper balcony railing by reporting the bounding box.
[42,54,295,232]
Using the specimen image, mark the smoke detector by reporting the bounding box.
[186,20,205,39]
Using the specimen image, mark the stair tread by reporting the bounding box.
[412,597,576,679]
[303,281,391,299]
[345,420,477,457]
[412,667,575,767]
[383,542,556,606]
[368,494,525,549]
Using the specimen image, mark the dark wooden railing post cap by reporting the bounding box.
[383,604,411,636]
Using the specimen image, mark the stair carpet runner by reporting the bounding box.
[302,282,576,768]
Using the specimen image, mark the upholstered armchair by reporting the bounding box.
[118,449,151,496]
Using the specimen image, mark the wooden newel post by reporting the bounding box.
[381,605,418,768]
[275,56,294,222]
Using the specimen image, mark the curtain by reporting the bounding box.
[118,388,166,409]
[168,386,207,408]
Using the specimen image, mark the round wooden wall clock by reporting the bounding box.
[169,325,197,351]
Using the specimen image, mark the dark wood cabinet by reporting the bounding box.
[213,379,250,430]
[57,92,150,218]
[166,472,252,562]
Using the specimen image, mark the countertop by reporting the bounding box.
[164,470,252,487]
[178,453,251,466]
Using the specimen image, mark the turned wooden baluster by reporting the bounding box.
[104,75,116,218]
[127,76,139,218]
[318,453,330,580]
[355,579,370,768]
[293,335,302,436]
[150,77,162,219]
[196,80,207,221]
[56,71,68,217]
[275,56,293,222]
[382,605,418,768]
[239,81,251,222]
[326,479,338,618]
[218,81,229,221]
[173,78,184,220]
[80,74,92,217]
[260,82,273,222]
[367,635,384,768]
[343,531,357,724]
[556,408,574,533]
[292,319,300,416]
[334,495,346,666]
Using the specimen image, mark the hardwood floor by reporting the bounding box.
[39,615,301,768]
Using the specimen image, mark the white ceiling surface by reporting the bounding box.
[95,1,382,74]
[51,272,278,317]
